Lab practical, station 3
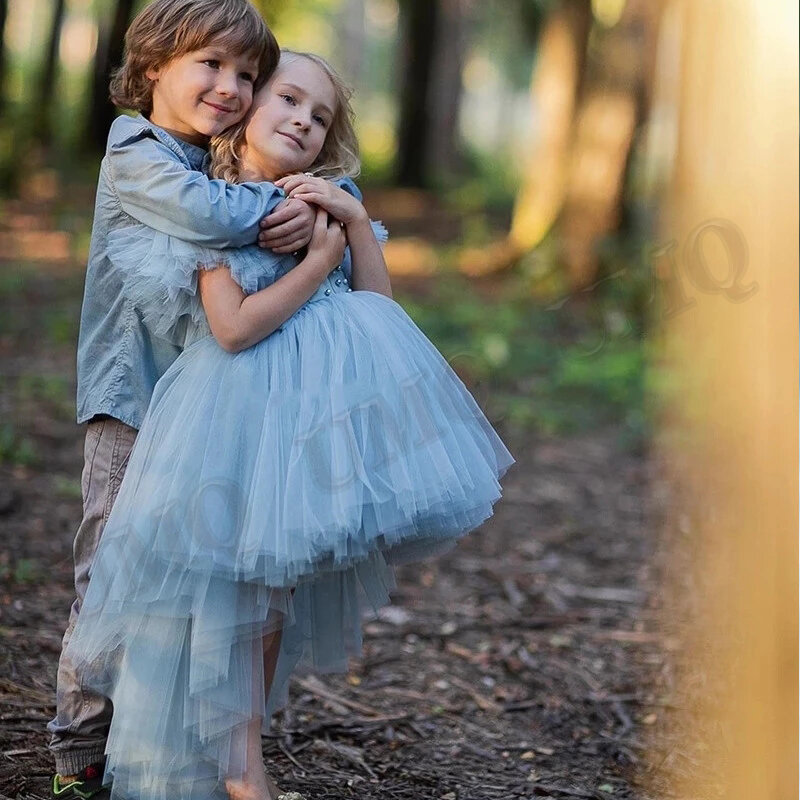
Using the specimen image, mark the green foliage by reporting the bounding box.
[0,271,26,298]
[43,308,79,345]
[16,373,74,420]
[0,423,38,467]
[396,267,651,450]
[13,558,41,584]
[54,474,82,500]
[0,557,42,585]
[440,145,520,217]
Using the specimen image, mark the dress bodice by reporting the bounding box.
[109,218,385,349]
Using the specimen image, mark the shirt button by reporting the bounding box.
[324,288,331,295]
[335,278,341,285]
[343,279,348,285]
[347,288,353,292]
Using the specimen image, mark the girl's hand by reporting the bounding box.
[306,207,347,274]
[275,175,367,226]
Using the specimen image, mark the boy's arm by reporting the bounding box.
[108,133,287,248]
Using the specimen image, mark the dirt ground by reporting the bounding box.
[0,193,703,800]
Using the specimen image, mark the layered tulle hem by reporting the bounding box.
[65,548,421,800]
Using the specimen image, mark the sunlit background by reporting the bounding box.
[0,1,796,797]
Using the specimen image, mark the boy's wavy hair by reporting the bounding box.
[110,0,279,116]
[210,50,361,183]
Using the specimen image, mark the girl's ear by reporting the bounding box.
[145,66,160,82]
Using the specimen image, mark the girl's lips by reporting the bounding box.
[279,131,304,149]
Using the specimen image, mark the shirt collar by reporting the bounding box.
[134,113,209,171]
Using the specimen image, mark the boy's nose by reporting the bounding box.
[216,70,240,98]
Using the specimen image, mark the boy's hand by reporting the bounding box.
[258,198,315,253]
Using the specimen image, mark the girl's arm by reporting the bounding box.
[199,208,346,353]
[275,175,392,299]
[340,214,392,298]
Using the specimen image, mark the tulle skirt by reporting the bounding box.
[64,289,515,799]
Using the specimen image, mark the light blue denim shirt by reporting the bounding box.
[76,113,286,429]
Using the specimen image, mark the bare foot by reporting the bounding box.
[225,769,284,800]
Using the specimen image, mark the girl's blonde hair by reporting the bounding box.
[110,0,279,116]
[210,50,361,183]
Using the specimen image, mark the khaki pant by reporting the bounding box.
[46,416,137,775]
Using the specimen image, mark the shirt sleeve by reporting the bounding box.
[107,132,286,248]
[106,223,292,344]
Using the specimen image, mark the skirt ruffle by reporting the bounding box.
[64,289,514,799]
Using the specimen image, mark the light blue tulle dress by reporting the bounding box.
[64,204,515,799]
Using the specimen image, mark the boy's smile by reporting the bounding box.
[147,44,260,146]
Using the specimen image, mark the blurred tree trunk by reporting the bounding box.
[509,0,663,291]
[557,0,662,288]
[395,0,439,187]
[337,0,366,87]
[426,0,468,179]
[655,2,798,797]
[34,0,67,146]
[509,0,593,256]
[0,0,8,111]
[86,0,135,152]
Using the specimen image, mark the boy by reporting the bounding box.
[45,2,314,797]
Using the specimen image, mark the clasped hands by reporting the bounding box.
[257,174,365,253]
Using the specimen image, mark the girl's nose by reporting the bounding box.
[292,114,311,131]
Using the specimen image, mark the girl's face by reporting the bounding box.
[147,42,259,146]
[241,58,337,180]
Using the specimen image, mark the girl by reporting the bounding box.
[64,51,515,800]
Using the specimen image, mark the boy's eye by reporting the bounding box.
[240,72,255,82]
[203,59,220,69]
[280,94,296,105]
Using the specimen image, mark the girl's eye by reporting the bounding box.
[203,59,220,69]
[281,94,296,105]
[240,72,255,83]
[313,115,328,127]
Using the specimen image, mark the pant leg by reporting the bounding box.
[46,417,138,775]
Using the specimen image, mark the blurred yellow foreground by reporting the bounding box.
[651,0,797,796]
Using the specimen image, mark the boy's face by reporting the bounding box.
[242,58,337,179]
[147,43,260,145]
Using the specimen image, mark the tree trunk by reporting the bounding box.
[509,0,593,255]
[336,0,366,87]
[426,0,468,179]
[86,0,136,153]
[0,0,8,111]
[558,0,662,288]
[395,0,439,187]
[35,0,67,146]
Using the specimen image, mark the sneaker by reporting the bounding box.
[50,762,110,799]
